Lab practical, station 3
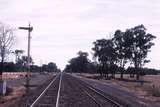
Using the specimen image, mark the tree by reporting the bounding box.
[14,50,24,71]
[47,62,58,72]
[92,39,117,79]
[17,56,33,72]
[42,62,59,72]
[123,25,156,79]
[14,50,24,63]
[64,51,90,73]
[77,51,89,72]
[0,22,15,76]
[3,62,16,72]
[113,30,127,79]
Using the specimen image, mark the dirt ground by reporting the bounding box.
[0,72,56,107]
[0,72,26,107]
[78,73,160,106]
[0,86,25,107]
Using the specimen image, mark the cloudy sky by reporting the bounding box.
[0,0,160,69]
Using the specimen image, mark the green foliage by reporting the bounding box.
[15,56,33,72]
[42,62,59,72]
[14,49,24,63]
[0,62,16,72]
[64,51,96,73]
[93,39,117,64]
[124,25,156,69]
[92,25,156,79]
[126,67,159,75]
[123,25,156,79]
[0,61,59,72]
[92,39,117,78]
[113,30,127,79]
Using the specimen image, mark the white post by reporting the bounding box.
[19,23,33,94]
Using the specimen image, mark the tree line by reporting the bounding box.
[64,25,158,80]
[0,50,60,72]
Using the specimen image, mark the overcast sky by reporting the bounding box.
[0,0,160,69]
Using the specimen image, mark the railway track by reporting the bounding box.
[64,74,123,107]
[29,73,122,107]
[30,73,62,107]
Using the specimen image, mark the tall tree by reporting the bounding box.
[47,62,58,72]
[92,39,117,79]
[0,23,15,77]
[113,30,127,79]
[77,51,89,72]
[64,51,90,73]
[123,25,156,79]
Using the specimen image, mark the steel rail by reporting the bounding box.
[30,74,59,107]
[85,83,123,107]
[83,89,103,107]
[56,72,62,107]
[65,73,103,107]
[72,75,123,107]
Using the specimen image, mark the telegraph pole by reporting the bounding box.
[19,23,33,94]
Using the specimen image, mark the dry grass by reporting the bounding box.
[77,73,160,106]
[0,86,25,107]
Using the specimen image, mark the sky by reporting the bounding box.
[0,0,160,70]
